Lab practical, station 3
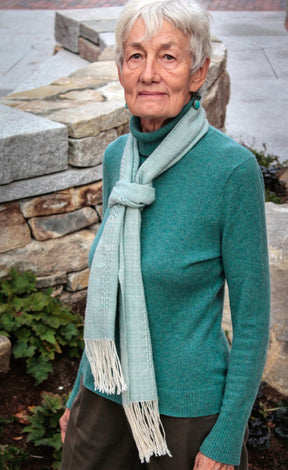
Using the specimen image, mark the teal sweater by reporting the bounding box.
[67,106,270,466]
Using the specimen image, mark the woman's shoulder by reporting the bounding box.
[204,126,256,169]
[104,134,129,167]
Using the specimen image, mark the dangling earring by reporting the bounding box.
[125,103,128,109]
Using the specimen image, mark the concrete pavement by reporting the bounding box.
[0,7,287,161]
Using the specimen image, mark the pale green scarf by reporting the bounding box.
[84,102,208,463]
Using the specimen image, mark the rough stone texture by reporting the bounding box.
[202,71,230,131]
[264,321,288,396]
[54,8,122,53]
[69,60,119,82]
[36,272,67,289]
[79,22,101,44]
[98,46,115,62]
[0,202,31,253]
[60,288,87,308]
[97,82,124,101]
[5,85,76,101]
[205,39,227,90]
[59,89,105,102]
[78,37,101,63]
[55,11,80,53]
[223,203,288,395]
[47,101,129,139]
[80,19,118,37]
[69,130,117,167]
[20,181,103,217]
[15,100,80,114]
[0,104,68,184]
[266,203,288,274]
[279,167,288,187]
[0,336,11,374]
[12,49,89,94]
[0,230,95,278]
[67,268,89,292]
[28,207,99,241]
[51,75,109,90]
[0,165,103,204]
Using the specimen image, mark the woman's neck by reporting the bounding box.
[140,117,172,133]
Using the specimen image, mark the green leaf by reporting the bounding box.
[26,356,53,385]
[13,341,35,359]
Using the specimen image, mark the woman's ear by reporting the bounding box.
[189,57,210,92]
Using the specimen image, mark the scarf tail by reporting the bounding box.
[85,338,127,395]
[124,400,171,463]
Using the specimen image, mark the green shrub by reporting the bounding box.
[0,444,28,470]
[23,392,68,470]
[241,143,287,203]
[0,268,83,384]
[247,143,285,168]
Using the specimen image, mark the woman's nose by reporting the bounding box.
[140,59,160,83]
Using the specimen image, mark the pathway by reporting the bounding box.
[0,0,286,10]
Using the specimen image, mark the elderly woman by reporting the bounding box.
[60,0,270,469]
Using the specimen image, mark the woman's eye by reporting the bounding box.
[164,54,175,61]
[130,53,142,60]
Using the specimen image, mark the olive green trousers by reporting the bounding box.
[61,385,248,470]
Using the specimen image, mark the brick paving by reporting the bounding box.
[0,0,286,10]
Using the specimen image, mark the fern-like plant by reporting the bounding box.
[0,268,83,384]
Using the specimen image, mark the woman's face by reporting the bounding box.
[118,18,209,132]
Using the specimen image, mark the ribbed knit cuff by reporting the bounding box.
[200,414,247,465]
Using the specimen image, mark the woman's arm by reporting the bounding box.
[200,156,270,465]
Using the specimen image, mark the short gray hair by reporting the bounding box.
[115,0,211,74]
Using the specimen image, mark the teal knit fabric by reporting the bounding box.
[67,113,270,465]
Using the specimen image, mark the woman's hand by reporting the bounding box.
[59,408,70,444]
[193,452,234,470]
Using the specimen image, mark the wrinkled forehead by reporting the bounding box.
[125,15,190,43]
[123,16,191,49]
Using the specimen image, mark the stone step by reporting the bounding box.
[0,104,68,186]
[12,49,89,94]
[55,7,122,55]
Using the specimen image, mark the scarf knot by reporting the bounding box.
[109,180,155,209]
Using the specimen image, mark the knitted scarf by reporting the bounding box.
[84,102,209,463]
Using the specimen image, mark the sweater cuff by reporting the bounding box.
[200,414,247,465]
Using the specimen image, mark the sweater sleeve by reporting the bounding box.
[200,156,270,465]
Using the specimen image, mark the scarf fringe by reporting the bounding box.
[85,339,127,395]
[124,401,171,463]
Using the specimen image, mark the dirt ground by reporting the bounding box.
[0,355,287,470]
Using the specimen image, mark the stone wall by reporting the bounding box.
[0,15,230,309]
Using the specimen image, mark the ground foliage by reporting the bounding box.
[0,269,83,385]
[243,143,288,203]
[0,357,288,469]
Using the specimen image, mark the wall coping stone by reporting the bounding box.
[0,104,68,185]
[0,165,102,204]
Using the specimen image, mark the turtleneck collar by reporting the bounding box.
[129,98,195,158]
